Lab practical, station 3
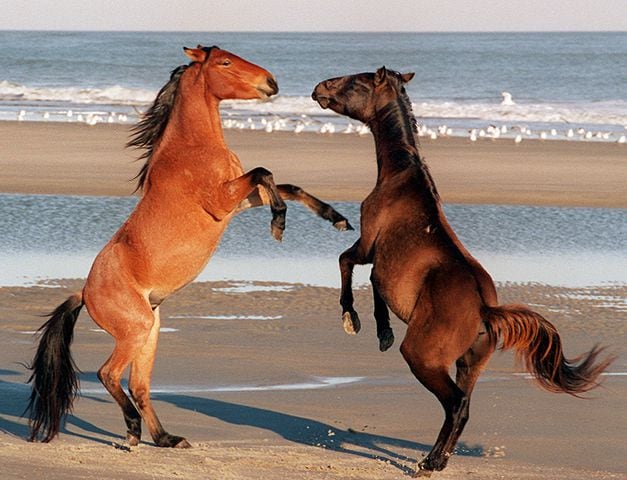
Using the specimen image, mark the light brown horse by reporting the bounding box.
[312,67,613,475]
[26,45,351,447]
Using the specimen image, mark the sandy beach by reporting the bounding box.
[1,121,626,207]
[1,121,625,479]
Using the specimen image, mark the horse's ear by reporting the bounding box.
[183,47,207,63]
[401,72,415,84]
[374,66,387,86]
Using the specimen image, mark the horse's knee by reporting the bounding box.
[339,250,353,268]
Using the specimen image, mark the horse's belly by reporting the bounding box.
[141,221,228,290]
[371,247,440,321]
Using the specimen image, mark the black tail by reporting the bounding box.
[25,293,84,442]
[484,304,613,395]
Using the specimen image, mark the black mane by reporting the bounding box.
[372,89,439,201]
[126,64,189,192]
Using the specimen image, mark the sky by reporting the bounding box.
[1,0,626,31]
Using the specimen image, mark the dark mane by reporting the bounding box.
[371,89,438,201]
[126,64,189,192]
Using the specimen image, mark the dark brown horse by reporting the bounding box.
[312,67,612,475]
[26,45,351,447]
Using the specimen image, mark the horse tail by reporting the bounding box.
[26,292,84,442]
[483,304,613,395]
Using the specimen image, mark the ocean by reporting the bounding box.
[1,31,626,141]
[1,194,625,289]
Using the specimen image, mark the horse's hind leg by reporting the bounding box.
[89,289,173,447]
[129,307,190,448]
[439,329,495,457]
[97,339,144,446]
[400,330,467,475]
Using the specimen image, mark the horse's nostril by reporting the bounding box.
[267,77,279,95]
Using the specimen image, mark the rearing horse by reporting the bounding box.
[26,45,351,447]
[313,67,612,475]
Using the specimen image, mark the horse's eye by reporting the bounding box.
[221,59,232,67]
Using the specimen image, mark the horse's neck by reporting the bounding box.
[161,82,227,152]
[370,100,438,204]
[370,99,418,177]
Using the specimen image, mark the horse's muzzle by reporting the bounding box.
[311,85,330,108]
[257,76,279,98]
[266,76,279,95]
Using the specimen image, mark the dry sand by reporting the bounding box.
[0,121,626,207]
[0,121,625,479]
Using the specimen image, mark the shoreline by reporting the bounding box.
[1,121,625,208]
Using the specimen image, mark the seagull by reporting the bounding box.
[357,124,370,135]
[514,134,523,144]
[500,92,515,106]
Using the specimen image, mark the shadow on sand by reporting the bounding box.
[0,370,118,446]
[1,370,485,475]
[158,393,485,475]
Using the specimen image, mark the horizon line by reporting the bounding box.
[1,28,625,34]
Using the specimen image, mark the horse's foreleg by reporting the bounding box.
[339,239,371,335]
[277,184,353,230]
[220,167,286,241]
[129,307,191,448]
[236,184,353,231]
[371,277,394,351]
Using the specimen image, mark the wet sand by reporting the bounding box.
[0,121,625,479]
[0,280,625,479]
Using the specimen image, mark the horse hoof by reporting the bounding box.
[127,433,140,447]
[157,434,192,448]
[378,328,395,352]
[174,438,192,449]
[333,219,354,231]
[412,468,433,478]
[417,456,447,474]
[342,311,361,334]
[271,223,284,242]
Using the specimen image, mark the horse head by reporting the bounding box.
[184,45,278,101]
[312,67,414,123]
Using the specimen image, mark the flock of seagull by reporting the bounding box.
[17,108,129,126]
[12,91,627,145]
